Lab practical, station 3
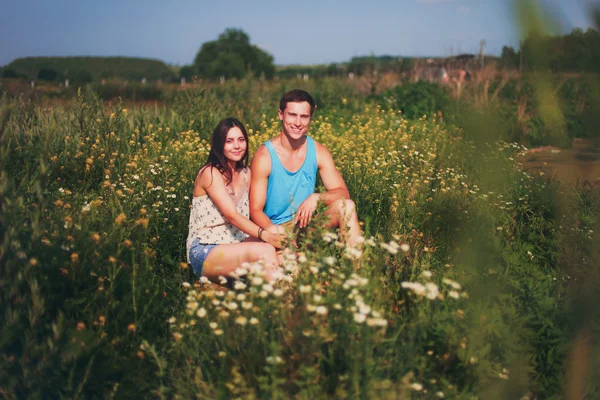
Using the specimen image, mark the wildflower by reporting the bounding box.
[315,306,328,315]
[70,253,79,263]
[76,322,86,331]
[354,313,366,323]
[235,316,248,326]
[242,301,252,309]
[400,243,410,252]
[115,213,126,225]
[218,351,226,357]
[251,276,264,286]
[173,332,183,341]
[29,258,38,266]
[401,282,426,296]
[209,322,218,329]
[299,285,311,294]
[214,329,223,336]
[442,278,461,290]
[381,242,398,254]
[322,232,338,243]
[324,256,336,266]
[90,232,101,243]
[436,392,445,398]
[421,270,432,278]
[366,318,388,327]
[448,290,460,299]
[410,383,423,391]
[168,317,176,324]
[182,282,191,288]
[266,356,283,364]
[345,246,363,259]
[250,317,259,325]
[425,282,439,300]
[135,218,149,228]
[127,324,136,332]
[358,303,371,315]
[196,308,207,318]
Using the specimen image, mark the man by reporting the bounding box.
[249,89,361,246]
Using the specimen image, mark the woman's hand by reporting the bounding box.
[263,230,285,249]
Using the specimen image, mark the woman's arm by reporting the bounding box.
[198,167,282,248]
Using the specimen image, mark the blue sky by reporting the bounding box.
[0,0,596,67]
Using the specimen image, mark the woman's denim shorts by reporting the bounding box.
[189,238,218,277]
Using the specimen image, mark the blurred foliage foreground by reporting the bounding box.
[0,79,599,399]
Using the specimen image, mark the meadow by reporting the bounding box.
[1,77,599,399]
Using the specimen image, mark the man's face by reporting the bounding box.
[278,101,312,140]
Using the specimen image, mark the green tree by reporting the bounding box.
[1,68,18,78]
[68,70,93,84]
[193,28,275,80]
[499,46,519,69]
[37,68,57,81]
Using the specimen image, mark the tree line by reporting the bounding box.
[3,27,600,85]
[499,27,600,72]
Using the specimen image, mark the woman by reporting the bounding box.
[186,117,282,284]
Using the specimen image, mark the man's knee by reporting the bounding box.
[333,198,355,216]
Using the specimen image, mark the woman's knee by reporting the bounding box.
[251,242,277,261]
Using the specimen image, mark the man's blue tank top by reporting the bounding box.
[264,136,318,225]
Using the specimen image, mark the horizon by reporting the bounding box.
[0,0,595,68]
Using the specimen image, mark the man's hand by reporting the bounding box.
[294,193,321,228]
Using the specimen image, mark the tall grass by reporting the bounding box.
[0,77,598,398]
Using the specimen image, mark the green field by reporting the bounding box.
[1,78,599,399]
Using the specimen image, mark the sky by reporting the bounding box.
[0,0,596,67]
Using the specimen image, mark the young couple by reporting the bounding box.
[186,89,361,284]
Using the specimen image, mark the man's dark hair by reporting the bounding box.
[279,89,316,115]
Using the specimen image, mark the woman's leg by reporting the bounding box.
[203,241,280,283]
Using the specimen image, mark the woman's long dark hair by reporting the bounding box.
[203,117,249,185]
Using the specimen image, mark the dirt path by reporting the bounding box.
[519,138,600,189]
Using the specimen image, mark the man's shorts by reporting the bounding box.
[279,218,309,245]
[188,238,218,277]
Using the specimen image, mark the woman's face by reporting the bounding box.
[223,126,247,163]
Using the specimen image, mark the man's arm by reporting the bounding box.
[314,142,350,203]
[249,145,276,229]
[294,142,350,228]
